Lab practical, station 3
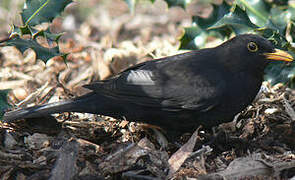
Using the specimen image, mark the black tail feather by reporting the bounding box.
[2,92,98,123]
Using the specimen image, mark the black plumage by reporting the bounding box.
[2,34,293,136]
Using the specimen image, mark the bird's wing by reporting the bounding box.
[84,52,226,112]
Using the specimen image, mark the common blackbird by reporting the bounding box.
[2,34,293,136]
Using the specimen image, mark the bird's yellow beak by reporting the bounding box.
[264,49,293,62]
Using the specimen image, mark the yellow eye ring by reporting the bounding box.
[247,42,258,52]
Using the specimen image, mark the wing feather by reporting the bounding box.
[84,51,226,112]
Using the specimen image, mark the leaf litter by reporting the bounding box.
[0,0,295,179]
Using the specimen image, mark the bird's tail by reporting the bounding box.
[2,92,99,123]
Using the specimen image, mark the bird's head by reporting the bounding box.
[217,34,293,74]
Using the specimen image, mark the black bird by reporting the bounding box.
[2,34,293,136]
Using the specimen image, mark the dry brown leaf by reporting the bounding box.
[168,127,201,177]
[200,153,295,180]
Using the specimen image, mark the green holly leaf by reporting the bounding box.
[4,0,71,63]
[180,2,232,49]
[179,26,206,50]
[10,25,62,41]
[209,5,258,34]
[21,0,72,26]
[33,28,63,42]
[256,28,295,87]
[256,28,288,49]
[268,7,290,35]
[193,2,231,30]
[5,36,66,62]
[235,0,269,27]
[10,24,31,37]
[0,90,11,119]
[264,61,295,88]
[179,26,230,50]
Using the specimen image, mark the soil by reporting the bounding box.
[0,0,294,179]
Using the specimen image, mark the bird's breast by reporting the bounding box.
[221,72,262,114]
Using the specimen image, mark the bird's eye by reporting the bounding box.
[247,42,258,52]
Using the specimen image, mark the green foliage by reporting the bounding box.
[0,0,72,63]
[5,36,67,61]
[179,27,202,50]
[193,2,231,30]
[0,90,11,119]
[21,0,72,26]
[208,5,258,34]
[180,0,295,87]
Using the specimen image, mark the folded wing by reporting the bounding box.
[84,51,226,113]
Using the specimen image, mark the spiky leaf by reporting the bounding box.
[10,25,62,41]
[179,26,206,50]
[193,2,231,30]
[264,61,295,88]
[21,0,72,26]
[209,5,258,34]
[235,0,269,27]
[5,36,66,62]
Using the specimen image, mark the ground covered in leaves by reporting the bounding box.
[0,0,295,179]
